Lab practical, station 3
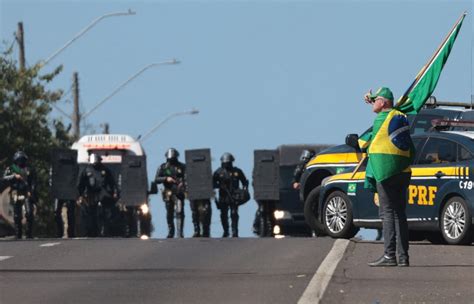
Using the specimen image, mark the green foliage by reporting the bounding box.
[0,44,73,237]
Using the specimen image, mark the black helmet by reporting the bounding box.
[165,148,179,160]
[13,151,28,166]
[220,152,235,164]
[300,149,315,162]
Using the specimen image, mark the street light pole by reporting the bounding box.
[139,108,199,143]
[72,72,80,140]
[40,9,136,67]
[81,59,180,119]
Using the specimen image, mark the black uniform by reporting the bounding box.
[154,160,186,238]
[3,152,37,239]
[77,161,118,237]
[213,165,248,237]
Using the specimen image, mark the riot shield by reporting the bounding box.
[51,149,78,201]
[253,150,280,201]
[185,149,213,200]
[119,155,148,207]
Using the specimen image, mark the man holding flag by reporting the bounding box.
[361,12,466,267]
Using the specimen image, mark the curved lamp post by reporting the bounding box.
[139,108,200,143]
[82,59,180,119]
[40,9,136,67]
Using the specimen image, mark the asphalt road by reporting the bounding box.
[1,237,473,304]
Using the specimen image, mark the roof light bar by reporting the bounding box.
[431,119,474,128]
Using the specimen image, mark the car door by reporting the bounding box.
[408,136,459,223]
[350,158,380,221]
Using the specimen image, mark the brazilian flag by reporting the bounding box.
[396,12,466,114]
[365,12,466,191]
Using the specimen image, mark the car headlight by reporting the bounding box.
[273,225,281,235]
[274,210,292,220]
[140,204,149,215]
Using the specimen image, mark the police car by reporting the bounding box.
[301,102,474,235]
[309,120,474,245]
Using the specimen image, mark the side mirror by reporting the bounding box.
[345,134,360,151]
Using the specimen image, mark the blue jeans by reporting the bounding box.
[376,172,411,259]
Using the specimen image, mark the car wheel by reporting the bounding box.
[303,186,327,236]
[440,196,472,245]
[323,190,359,239]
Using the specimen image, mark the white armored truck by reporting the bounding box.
[51,134,152,237]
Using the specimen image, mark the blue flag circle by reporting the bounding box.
[388,115,411,151]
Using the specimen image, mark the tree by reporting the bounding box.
[0,44,73,236]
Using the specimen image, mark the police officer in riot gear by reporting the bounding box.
[213,153,249,238]
[292,149,315,190]
[77,153,118,237]
[3,151,37,239]
[154,148,186,238]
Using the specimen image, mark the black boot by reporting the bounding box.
[192,224,201,238]
[232,229,239,238]
[15,224,22,239]
[176,217,184,238]
[202,225,210,238]
[232,217,239,237]
[25,221,33,239]
[167,225,175,238]
[220,209,229,238]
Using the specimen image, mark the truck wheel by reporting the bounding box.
[304,186,327,236]
[323,190,358,239]
[440,196,472,245]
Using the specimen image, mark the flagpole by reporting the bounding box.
[396,11,467,107]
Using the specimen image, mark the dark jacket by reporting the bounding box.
[154,161,186,195]
[77,163,118,200]
[3,164,37,198]
[213,166,248,199]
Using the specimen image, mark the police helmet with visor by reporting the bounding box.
[220,152,235,164]
[13,151,28,167]
[165,148,179,160]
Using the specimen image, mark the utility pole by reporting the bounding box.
[16,22,25,71]
[72,72,80,140]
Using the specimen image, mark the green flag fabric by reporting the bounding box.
[364,13,466,191]
[396,13,466,114]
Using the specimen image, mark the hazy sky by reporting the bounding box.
[1,0,472,238]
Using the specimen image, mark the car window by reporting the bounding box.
[412,137,428,164]
[458,145,473,161]
[417,137,457,165]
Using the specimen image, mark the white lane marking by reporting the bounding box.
[0,256,13,261]
[40,242,61,247]
[298,239,350,304]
